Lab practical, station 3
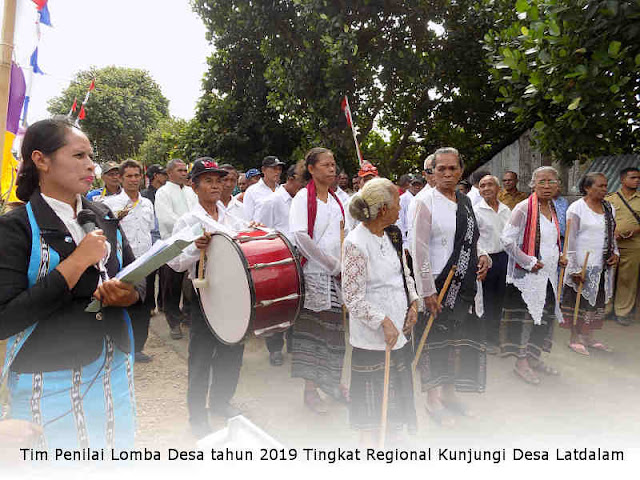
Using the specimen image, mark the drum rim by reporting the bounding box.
[198,231,257,346]
[272,230,306,326]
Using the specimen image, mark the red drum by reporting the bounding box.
[197,229,305,345]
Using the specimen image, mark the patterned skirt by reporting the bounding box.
[350,344,416,431]
[7,337,136,450]
[500,282,555,360]
[560,275,606,334]
[415,300,486,393]
[290,307,345,399]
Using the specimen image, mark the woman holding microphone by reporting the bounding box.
[0,117,143,449]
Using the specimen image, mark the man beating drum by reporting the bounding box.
[167,158,254,438]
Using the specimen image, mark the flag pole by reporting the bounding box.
[0,0,18,183]
[344,96,364,168]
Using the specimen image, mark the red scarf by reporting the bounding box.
[519,192,561,268]
[306,180,344,239]
[301,180,344,266]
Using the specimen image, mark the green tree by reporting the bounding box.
[190,0,518,175]
[48,67,170,162]
[484,0,640,163]
[137,117,188,167]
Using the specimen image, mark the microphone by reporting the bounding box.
[77,209,98,234]
[77,209,108,283]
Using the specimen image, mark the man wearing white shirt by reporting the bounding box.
[256,164,305,365]
[103,159,155,362]
[243,156,285,221]
[474,174,511,353]
[333,172,351,209]
[406,154,436,258]
[155,158,198,339]
[167,158,245,437]
[396,175,424,250]
[219,164,249,231]
[467,169,490,207]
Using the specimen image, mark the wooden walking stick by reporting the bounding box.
[412,265,457,372]
[557,219,571,301]
[339,220,353,393]
[573,251,590,327]
[378,345,391,449]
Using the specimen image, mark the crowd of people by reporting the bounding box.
[1,116,639,450]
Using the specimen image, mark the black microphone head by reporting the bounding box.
[77,209,98,233]
[77,209,97,225]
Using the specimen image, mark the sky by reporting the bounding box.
[6,0,211,124]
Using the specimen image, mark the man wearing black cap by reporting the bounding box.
[142,164,168,206]
[167,158,246,438]
[243,156,285,221]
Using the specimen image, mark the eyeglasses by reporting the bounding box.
[424,169,433,174]
[536,180,559,186]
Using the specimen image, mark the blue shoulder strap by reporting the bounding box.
[1,202,61,382]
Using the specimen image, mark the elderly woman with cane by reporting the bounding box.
[342,178,419,446]
[411,147,490,427]
[500,166,567,385]
[562,173,619,355]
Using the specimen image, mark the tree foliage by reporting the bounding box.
[137,117,189,166]
[48,67,170,162]
[484,0,640,163]
[190,0,518,175]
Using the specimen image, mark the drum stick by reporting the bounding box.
[412,265,457,372]
[379,345,391,449]
[573,251,590,327]
[192,250,207,289]
[557,219,571,301]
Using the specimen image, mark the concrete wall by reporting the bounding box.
[470,130,543,193]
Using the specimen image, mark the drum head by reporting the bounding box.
[198,233,253,344]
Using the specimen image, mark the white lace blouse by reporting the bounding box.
[342,224,419,350]
[501,200,563,324]
[564,199,618,306]
[289,188,343,312]
[410,188,486,316]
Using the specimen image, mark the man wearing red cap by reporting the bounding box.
[345,162,379,231]
[168,158,248,438]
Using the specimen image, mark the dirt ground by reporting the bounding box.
[137,311,640,450]
[2,311,640,451]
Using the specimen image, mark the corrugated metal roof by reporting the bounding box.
[584,155,639,193]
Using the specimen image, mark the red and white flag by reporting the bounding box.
[68,97,77,116]
[341,95,363,167]
[82,80,95,104]
[76,80,95,125]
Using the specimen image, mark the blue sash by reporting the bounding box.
[1,202,135,449]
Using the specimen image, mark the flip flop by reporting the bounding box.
[568,343,590,356]
[531,361,560,376]
[513,367,541,385]
[587,342,613,353]
[425,405,456,427]
[442,398,476,417]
